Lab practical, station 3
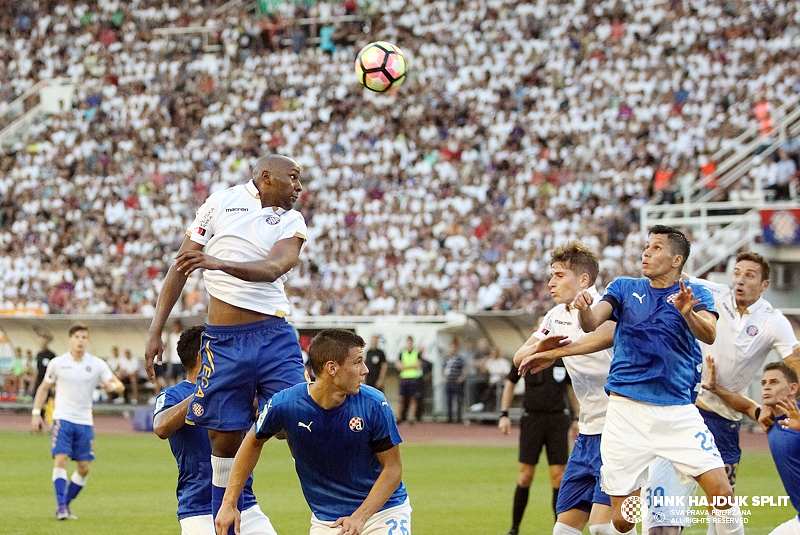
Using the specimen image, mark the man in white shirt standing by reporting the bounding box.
[645,251,800,533]
[31,324,124,520]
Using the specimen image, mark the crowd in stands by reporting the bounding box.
[1,0,799,317]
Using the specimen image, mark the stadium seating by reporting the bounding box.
[1,0,798,317]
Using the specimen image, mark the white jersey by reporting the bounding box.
[535,285,613,435]
[186,180,307,317]
[45,353,114,426]
[691,276,799,421]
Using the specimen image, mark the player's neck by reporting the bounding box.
[69,350,85,361]
[735,297,757,314]
[648,272,680,288]
[308,381,347,410]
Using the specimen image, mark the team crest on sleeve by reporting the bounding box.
[265,216,280,225]
[256,399,271,429]
[746,325,758,336]
[540,328,550,336]
[192,402,204,417]
[197,228,207,236]
[349,416,364,432]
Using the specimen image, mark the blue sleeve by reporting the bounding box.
[369,395,402,452]
[153,387,182,415]
[601,278,624,321]
[692,284,718,318]
[254,395,283,440]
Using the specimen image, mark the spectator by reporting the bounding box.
[364,334,388,391]
[442,338,467,423]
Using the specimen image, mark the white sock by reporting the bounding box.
[590,523,613,535]
[70,471,88,486]
[553,522,582,535]
[211,455,235,487]
[610,522,637,535]
[52,467,67,482]
[711,505,744,535]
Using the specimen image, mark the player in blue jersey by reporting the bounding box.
[153,325,278,535]
[703,359,800,535]
[571,225,743,535]
[145,155,308,531]
[216,329,410,535]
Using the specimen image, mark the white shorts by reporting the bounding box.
[240,504,278,535]
[600,396,724,496]
[770,516,800,535]
[310,499,412,535]
[178,505,277,535]
[180,514,214,535]
[642,456,698,529]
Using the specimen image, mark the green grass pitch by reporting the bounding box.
[1,430,793,534]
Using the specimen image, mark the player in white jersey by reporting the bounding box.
[31,324,124,520]
[145,155,308,532]
[645,252,800,533]
[512,241,614,535]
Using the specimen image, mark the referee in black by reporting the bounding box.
[498,358,577,535]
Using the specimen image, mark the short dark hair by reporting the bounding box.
[176,325,205,371]
[764,361,799,385]
[648,225,691,269]
[68,324,89,337]
[736,252,770,281]
[308,329,365,376]
[550,241,600,285]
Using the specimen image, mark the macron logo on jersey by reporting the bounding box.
[632,292,645,304]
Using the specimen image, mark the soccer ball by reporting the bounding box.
[354,41,407,93]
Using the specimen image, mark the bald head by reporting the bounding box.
[254,155,298,177]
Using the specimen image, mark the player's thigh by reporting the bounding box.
[519,413,548,465]
[255,321,307,408]
[599,398,655,496]
[653,405,724,480]
[309,503,412,535]
[699,408,741,487]
[643,457,697,529]
[179,514,214,535]
[72,424,95,461]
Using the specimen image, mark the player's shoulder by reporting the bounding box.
[358,384,388,404]
[282,208,306,225]
[272,382,307,405]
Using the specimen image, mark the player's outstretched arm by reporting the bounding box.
[216,427,268,535]
[701,357,758,420]
[576,292,612,333]
[102,374,125,396]
[176,236,304,283]
[784,345,800,378]
[513,334,569,367]
[517,322,615,376]
[332,445,403,535]
[153,395,192,439]
[512,332,544,367]
[145,237,202,382]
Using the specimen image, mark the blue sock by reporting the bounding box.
[211,456,243,535]
[66,472,87,505]
[52,468,68,505]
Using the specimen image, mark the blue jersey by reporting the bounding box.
[769,412,800,519]
[155,381,257,520]
[602,277,717,406]
[255,383,407,521]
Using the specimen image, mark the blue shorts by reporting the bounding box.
[50,420,95,461]
[186,317,307,432]
[699,407,741,486]
[399,378,422,399]
[556,433,610,514]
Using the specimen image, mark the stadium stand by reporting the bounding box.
[0,0,799,321]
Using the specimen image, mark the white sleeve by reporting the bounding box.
[278,210,307,241]
[98,358,115,384]
[771,313,800,359]
[688,276,728,296]
[185,193,219,246]
[534,307,559,340]
[43,359,57,384]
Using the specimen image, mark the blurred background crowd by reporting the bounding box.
[1,0,799,317]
